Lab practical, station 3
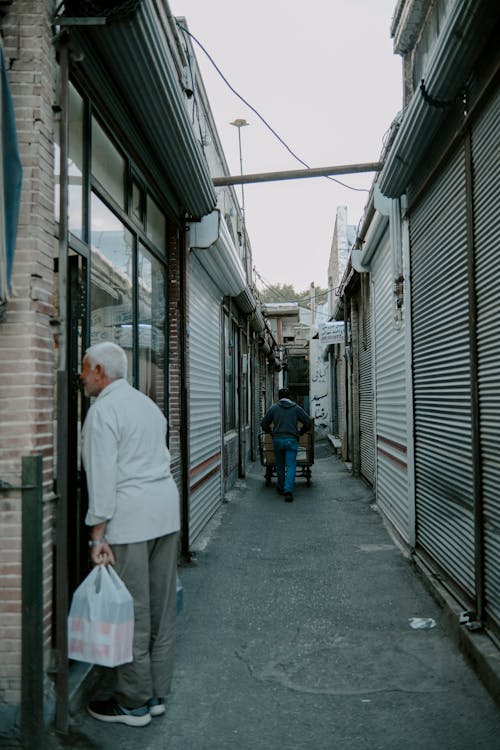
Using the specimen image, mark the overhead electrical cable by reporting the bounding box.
[254,267,339,305]
[176,22,369,193]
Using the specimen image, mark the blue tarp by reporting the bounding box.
[0,43,22,309]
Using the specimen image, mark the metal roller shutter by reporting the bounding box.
[472,85,500,628]
[410,146,475,596]
[252,345,260,461]
[351,301,360,460]
[372,233,409,540]
[359,281,375,485]
[336,349,344,439]
[188,257,223,543]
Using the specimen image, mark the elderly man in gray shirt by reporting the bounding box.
[80,341,180,727]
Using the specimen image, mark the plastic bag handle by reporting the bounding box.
[87,565,119,620]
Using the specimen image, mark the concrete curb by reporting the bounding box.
[412,553,500,709]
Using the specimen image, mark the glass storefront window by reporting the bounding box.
[54,83,84,238]
[89,193,134,382]
[132,180,143,224]
[138,243,167,408]
[146,194,166,250]
[56,87,170,404]
[91,117,126,209]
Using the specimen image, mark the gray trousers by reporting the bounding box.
[112,531,178,708]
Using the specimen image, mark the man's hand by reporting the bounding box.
[90,541,115,566]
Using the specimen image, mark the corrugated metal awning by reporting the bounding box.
[62,0,216,219]
[379,0,499,198]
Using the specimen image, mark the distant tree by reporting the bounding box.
[259,283,328,309]
[259,283,297,304]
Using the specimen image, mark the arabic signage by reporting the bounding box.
[318,321,345,344]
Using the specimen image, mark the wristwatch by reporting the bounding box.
[88,538,106,548]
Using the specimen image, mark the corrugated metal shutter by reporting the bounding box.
[371,233,409,540]
[188,257,223,543]
[472,85,500,629]
[410,146,475,596]
[351,301,360,459]
[335,348,343,438]
[252,344,260,461]
[358,281,375,485]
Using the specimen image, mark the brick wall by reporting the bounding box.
[0,0,56,707]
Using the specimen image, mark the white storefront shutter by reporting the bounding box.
[472,85,500,630]
[188,257,223,543]
[372,233,410,541]
[410,145,475,597]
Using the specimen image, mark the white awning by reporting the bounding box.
[189,210,264,331]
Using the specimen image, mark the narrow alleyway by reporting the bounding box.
[59,442,499,750]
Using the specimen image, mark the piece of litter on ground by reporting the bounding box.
[358,543,395,552]
[408,617,437,629]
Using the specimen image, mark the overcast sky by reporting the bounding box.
[169,0,403,293]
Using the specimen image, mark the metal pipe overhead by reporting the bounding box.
[213,161,382,187]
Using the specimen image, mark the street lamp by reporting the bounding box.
[229,118,249,218]
[229,118,250,275]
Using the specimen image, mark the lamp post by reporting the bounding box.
[229,118,249,217]
[230,118,249,275]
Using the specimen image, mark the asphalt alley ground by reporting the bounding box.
[55,442,500,750]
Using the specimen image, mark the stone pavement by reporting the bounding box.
[54,441,500,749]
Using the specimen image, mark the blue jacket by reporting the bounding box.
[261,398,311,439]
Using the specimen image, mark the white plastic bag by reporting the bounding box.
[68,565,134,667]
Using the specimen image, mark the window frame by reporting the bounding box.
[54,82,171,413]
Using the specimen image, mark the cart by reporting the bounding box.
[259,421,315,487]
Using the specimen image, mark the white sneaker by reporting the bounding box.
[149,697,166,717]
[88,698,152,727]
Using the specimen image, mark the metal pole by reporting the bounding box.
[464,130,484,624]
[237,126,248,277]
[55,35,70,734]
[21,455,44,749]
[213,161,382,187]
[230,119,249,276]
[237,126,245,219]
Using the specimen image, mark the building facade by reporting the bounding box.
[0,0,270,740]
[337,0,500,667]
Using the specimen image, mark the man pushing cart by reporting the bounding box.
[260,389,313,502]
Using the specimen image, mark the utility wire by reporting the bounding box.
[176,22,369,193]
[254,267,338,305]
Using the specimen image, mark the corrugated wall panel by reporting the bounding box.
[189,257,223,543]
[335,350,343,438]
[253,346,261,461]
[472,84,500,628]
[359,282,375,485]
[376,455,409,533]
[372,233,409,540]
[351,302,360,459]
[410,146,475,596]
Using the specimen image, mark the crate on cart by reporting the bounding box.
[259,419,314,487]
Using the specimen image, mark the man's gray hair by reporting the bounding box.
[84,342,128,379]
